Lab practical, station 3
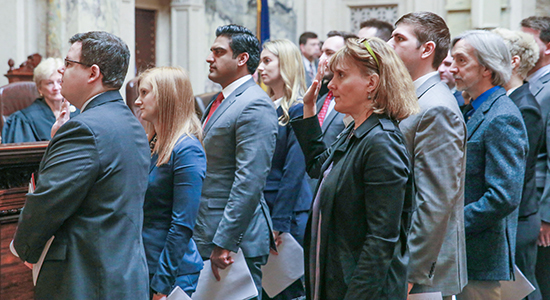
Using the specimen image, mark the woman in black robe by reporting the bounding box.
[2,58,79,143]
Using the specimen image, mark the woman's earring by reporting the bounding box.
[367,93,372,100]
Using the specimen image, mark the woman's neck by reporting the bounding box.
[44,98,63,118]
[271,81,285,101]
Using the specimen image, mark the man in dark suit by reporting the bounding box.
[389,12,467,299]
[12,31,150,299]
[494,27,545,300]
[194,24,278,299]
[450,30,528,300]
[306,31,347,192]
[299,32,321,88]
[521,17,550,299]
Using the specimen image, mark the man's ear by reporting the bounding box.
[544,41,550,56]
[511,55,521,70]
[237,52,249,67]
[421,41,436,60]
[88,65,103,84]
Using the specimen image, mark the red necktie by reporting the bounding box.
[318,91,333,127]
[204,93,224,128]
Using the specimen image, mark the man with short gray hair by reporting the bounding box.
[450,30,528,300]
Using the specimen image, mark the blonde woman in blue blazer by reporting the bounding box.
[135,67,206,299]
[257,39,313,299]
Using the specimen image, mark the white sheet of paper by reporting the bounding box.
[10,177,55,286]
[500,264,536,300]
[166,286,192,300]
[32,236,54,286]
[192,249,258,300]
[408,292,443,300]
[261,233,304,298]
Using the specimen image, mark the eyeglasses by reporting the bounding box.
[64,58,92,68]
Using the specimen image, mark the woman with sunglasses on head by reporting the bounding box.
[135,67,205,299]
[256,39,313,299]
[290,38,419,299]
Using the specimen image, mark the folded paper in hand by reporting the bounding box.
[192,249,257,300]
[261,233,305,298]
[10,174,54,286]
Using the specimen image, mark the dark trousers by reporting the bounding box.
[517,213,542,300]
[246,255,270,300]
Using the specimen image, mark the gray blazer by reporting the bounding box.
[13,91,150,299]
[464,87,528,280]
[530,72,550,223]
[400,74,468,296]
[194,78,278,258]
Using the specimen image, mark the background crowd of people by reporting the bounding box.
[7,10,550,300]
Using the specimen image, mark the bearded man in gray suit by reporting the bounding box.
[194,24,278,299]
[388,12,467,299]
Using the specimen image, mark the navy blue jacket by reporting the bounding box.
[264,103,312,232]
[143,134,206,295]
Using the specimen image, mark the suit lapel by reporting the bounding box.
[203,79,256,134]
[531,72,550,97]
[467,88,504,140]
[416,74,440,99]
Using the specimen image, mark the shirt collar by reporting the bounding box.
[527,64,550,84]
[80,92,104,112]
[471,86,501,111]
[221,75,252,100]
[414,71,439,90]
[273,97,282,108]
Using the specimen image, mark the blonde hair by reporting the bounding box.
[330,38,419,121]
[492,28,540,80]
[33,58,63,86]
[138,67,202,166]
[263,39,306,125]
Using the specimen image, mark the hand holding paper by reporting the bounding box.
[210,246,235,281]
[193,249,258,300]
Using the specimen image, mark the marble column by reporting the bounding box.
[171,0,208,94]
[46,0,122,58]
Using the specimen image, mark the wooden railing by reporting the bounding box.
[0,141,48,299]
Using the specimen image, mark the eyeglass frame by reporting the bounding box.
[64,58,93,68]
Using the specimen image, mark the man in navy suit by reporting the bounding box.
[13,31,150,299]
[450,30,528,300]
[195,24,278,299]
[521,17,550,299]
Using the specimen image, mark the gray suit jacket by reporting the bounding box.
[464,87,528,280]
[400,74,468,296]
[13,91,150,299]
[530,72,550,223]
[194,78,278,258]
